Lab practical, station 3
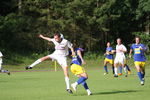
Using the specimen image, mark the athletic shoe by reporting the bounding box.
[128,71,131,75]
[114,74,118,77]
[118,73,122,76]
[7,71,10,75]
[103,72,108,75]
[71,83,77,91]
[141,81,144,85]
[66,89,73,94]
[25,66,32,70]
[87,91,92,96]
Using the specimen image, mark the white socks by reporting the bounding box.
[30,59,42,67]
[65,77,70,89]
[114,67,118,75]
[124,67,127,75]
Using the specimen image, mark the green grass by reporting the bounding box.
[0,59,150,100]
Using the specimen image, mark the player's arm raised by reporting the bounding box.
[77,50,86,64]
[39,34,51,41]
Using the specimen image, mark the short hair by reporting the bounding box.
[54,33,61,38]
[135,36,141,41]
[117,38,122,41]
[107,41,111,44]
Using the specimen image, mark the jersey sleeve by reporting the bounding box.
[130,44,134,50]
[122,45,127,52]
[49,38,56,44]
[67,41,73,49]
[0,51,3,57]
[141,44,147,51]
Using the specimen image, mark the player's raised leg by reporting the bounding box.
[25,55,51,70]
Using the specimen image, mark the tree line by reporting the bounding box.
[0,0,150,55]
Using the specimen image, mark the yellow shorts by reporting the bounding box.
[71,64,85,75]
[104,58,114,65]
[134,61,145,68]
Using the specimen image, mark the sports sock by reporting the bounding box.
[65,77,70,89]
[114,67,118,75]
[126,65,131,71]
[82,81,89,90]
[119,66,122,74]
[104,66,108,73]
[137,72,143,81]
[77,77,87,85]
[123,67,127,75]
[112,66,115,74]
[1,70,9,73]
[30,59,42,67]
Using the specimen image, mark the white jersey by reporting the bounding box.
[50,38,73,56]
[114,44,127,64]
[0,51,3,57]
[116,44,127,58]
[0,51,3,64]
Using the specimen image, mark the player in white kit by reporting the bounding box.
[114,38,128,77]
[25,33,75,94]
[0,51,10,75]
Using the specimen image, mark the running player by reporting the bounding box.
[0,51,10,75]
[129,36,147,85]
[25,33,75,94]
[103,42,115,75]
[114,38,128,77]
[71,46,92,95]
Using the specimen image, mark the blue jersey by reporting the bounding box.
[105,47,113,59]
[130,44,147,62]
[71,48,83,65]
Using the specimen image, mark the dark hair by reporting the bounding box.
[117,38,122,41]
[135,36,141,41]
[107,41,111,44]
[54,33,61,37]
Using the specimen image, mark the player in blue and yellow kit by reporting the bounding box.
[71,47,92,95]
[103,42,115,75]
[129,37,147,85]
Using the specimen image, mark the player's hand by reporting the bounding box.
[139,46,143,50]
[39,34,44,38]
[71,51,75,56]
[106,52,110,55]
[129,54,132,59]
[82,60,86,65]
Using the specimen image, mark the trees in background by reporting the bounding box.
[0,0,149,54]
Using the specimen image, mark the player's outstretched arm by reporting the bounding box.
[39,34,51,41]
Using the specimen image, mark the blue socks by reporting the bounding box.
[138,72,144,81]
[82,81,89,90]
[104,66,108,73]
[119,66,122,73]
[126,65,131,71]
[77,77,87,84]
[112,66,115,74]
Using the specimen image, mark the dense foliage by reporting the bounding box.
[0,0,150,55]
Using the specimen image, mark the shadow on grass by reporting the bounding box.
[72,90,140,96]
[94,90,140,95]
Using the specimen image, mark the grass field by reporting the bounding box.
[0,58,150,100]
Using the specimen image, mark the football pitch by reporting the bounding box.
[0,60,150,100]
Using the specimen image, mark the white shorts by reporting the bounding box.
[48,54,67,67]
[114,56,126,65]
[0,59,2,70]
